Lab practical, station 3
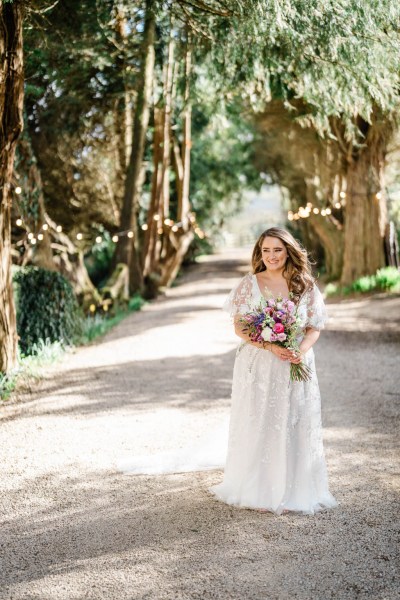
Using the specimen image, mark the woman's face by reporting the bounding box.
[261,236,288,271]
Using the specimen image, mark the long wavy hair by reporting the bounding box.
[251,227,315,301]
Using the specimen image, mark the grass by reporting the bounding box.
[0,339,65,401]
[0,295,145,402]
[325,266,400,298]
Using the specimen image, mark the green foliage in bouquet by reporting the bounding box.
[14,267,83,355]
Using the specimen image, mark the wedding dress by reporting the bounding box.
[209,272,338,515]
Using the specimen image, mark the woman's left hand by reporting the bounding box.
[289,351,305,364]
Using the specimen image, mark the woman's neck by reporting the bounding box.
[263,268,285,281]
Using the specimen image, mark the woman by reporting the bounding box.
[210,227,337,515]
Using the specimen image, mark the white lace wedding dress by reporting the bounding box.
[209,273,338,515]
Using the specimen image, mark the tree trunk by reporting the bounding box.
[142,106,163,276]
[178,37,192,228]
[115,0,155,295]
[0,0,24,373]
[159,36,194,287]
[341,140,387,286]
[142,21,175,282]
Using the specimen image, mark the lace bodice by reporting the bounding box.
[223,272,328,332]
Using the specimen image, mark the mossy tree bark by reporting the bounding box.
[0,0,24,373]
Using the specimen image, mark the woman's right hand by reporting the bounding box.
[269,345,297,362]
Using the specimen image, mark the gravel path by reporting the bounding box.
[1,248,399,600]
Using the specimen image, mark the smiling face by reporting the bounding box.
[261,236,288,271]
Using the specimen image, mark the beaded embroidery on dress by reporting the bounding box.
[209,272,338,515]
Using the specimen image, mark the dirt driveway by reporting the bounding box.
[1,248,399,600]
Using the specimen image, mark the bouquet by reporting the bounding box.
[239,293,312,382]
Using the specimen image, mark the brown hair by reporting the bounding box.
[251,227,315,300]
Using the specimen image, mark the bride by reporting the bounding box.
[209,227,338,515]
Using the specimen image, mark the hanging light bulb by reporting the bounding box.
[313,208,319,214]
[157,227,163,234]
[28,232,34,239]
[375,191,382,200]
[339,191,346,199]
[321,209,327,216]
[153,214,160,221]
[31,238,37,245]
[89,304,96,313]
[37,233,44,241]
[325,208,332,215]
[172,225,178,232]
[15,186,22,195]
[288,213,294,221]
[306,202,313,208]
[42,223,49,231]
[335,202,341,209]
[56,225,62,232]
[16,218,23,227]
[141,224,148,231]
[112,235,118,243]
[76,233,83,240]
[96,236,102,243]
[127,231,134,238]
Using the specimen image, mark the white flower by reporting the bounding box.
[276,302,283,310]
[261,327,272,341]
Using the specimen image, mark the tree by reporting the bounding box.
[210,0,400,283]
[0,0,24,373]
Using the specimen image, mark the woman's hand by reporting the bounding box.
[270,345,298,362]
[289,350,305,364]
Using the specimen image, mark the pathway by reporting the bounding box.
[1,248,399,599]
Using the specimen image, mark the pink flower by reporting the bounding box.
[273,322,284,334]
[276,332,287,342]
[286,300,295,312]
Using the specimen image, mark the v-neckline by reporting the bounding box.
[252,273,290,301]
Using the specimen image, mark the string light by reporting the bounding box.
[12,187,207,249]
[325,207,332,215]
[334,202,341,209]
[339,191,346,199]
[313,208,319,214]
[375,191,382,200]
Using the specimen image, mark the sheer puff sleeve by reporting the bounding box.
[222,272,254,318]
[306,283,329,331]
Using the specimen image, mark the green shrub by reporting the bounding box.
[14,267,83,355]
[375,266,400,291]
[351,275,377,293]
[325,266,400,297]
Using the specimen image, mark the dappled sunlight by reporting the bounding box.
[2,249,399,599]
